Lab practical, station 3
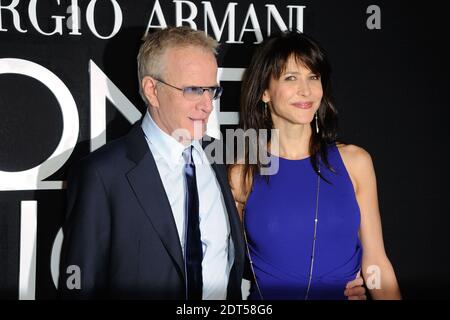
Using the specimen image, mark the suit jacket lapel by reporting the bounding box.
[209,161,245,258]
[125,123,185,280]
[202,138,245,281]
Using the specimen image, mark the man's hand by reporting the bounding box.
[344,274,367,300]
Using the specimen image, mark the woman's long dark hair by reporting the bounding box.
[230,30,338,193]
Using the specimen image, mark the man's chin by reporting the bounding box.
[171,122,206,142]
[191,120,207,140]
[191,129,206,141]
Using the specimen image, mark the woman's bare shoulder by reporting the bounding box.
[336,143,375,193]
[336,143,373,169]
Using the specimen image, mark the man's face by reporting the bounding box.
[144,45,218,142]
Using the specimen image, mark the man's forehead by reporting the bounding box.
[162,46,218,79]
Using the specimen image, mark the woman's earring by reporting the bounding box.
[315,112,319,134]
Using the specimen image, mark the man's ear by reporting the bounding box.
[142,76,160,108]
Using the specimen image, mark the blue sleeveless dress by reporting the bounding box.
[244,144,362,300]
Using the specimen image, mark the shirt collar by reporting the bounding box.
[141,111,205,165]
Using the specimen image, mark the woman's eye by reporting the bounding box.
[285,75,296,81]
[310,75,320,80]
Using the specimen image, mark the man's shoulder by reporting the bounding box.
[83,136,129,167]
[74,125,145,175]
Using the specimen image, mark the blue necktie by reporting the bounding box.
[182,146,203,300]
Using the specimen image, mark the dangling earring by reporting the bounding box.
[315,112,319,134]
[263,101,268,117]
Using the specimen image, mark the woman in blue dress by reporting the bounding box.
[228,31,401,300]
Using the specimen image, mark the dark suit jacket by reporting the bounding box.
[58,123,245,299]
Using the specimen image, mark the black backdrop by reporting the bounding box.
[0,0,449,300]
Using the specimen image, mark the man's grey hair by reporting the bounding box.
[137,26,219,105]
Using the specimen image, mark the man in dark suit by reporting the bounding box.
[58,26,245,299]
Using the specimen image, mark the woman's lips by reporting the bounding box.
[292,102,313,109]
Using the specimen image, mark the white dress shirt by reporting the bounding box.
[141,111,233,299]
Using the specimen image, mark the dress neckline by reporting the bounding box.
[269,153,311,162]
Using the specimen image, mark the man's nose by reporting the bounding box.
[198,91,214,113]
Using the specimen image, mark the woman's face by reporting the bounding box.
[263,56,323,127]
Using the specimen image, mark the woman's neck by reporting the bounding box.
[270,121,312,160]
